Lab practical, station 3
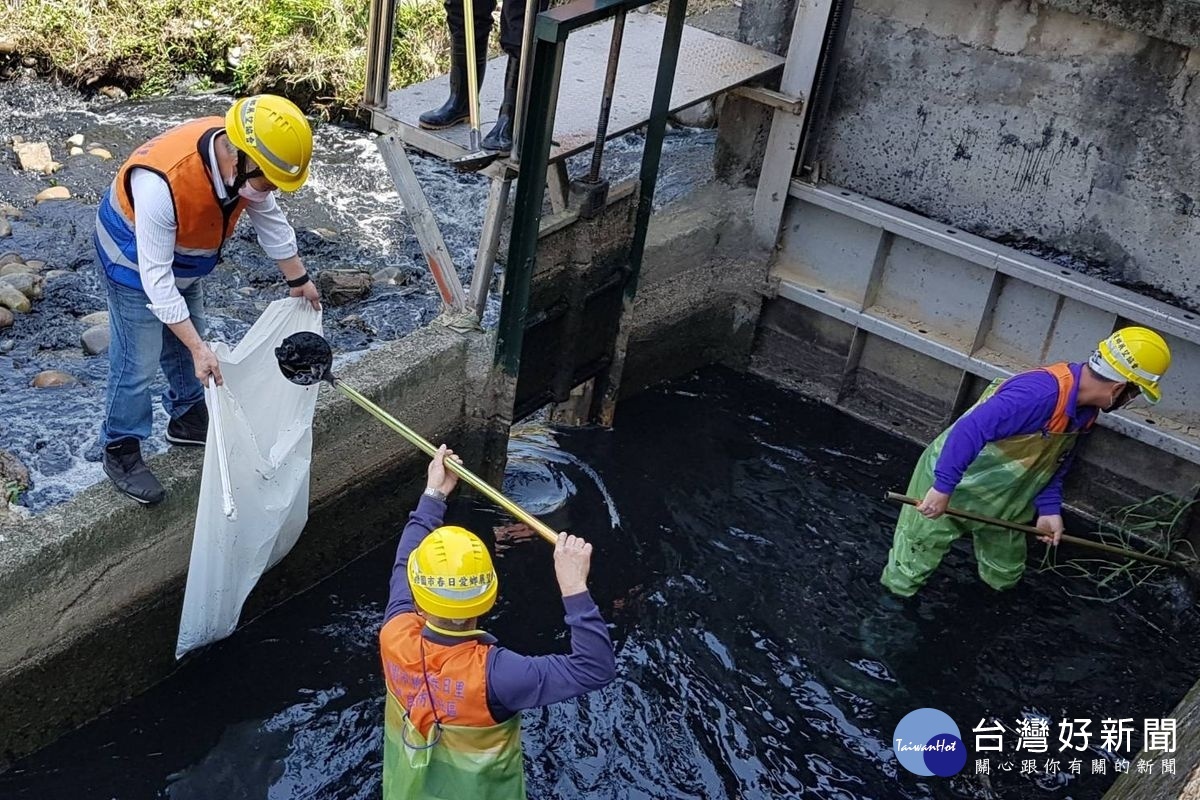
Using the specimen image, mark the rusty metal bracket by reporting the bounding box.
[731,84,805,115]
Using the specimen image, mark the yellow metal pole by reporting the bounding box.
[336,381,559,544]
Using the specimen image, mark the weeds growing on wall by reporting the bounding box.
[0,0,456,115]
[1037,492,1199,603]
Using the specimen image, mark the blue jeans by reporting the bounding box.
[101,276,206,444]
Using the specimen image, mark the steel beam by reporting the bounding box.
[376,134,467,313]
[751,0,831,247]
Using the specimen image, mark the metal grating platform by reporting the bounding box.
[370,13,784,163]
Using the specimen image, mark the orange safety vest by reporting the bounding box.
[380,613,497,735]
[379,613,527,799]
[1029,362,1095,434]
[95,117,247,290]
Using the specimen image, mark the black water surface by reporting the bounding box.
[3,366,1199,799]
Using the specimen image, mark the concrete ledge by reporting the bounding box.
[0,322,490,764]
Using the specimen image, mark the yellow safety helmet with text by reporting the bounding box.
[407,526,498,620]
[1089,326,1172,404]
[224,94,313,192]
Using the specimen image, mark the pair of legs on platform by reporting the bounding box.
[419,0,548,154]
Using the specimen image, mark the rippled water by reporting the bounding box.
[0,78,715,510]
[3,366,1199,799]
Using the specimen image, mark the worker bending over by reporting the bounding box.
[380,445,616,798]
[881,327,1172,596]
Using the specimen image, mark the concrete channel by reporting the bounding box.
[6,0,1200,796]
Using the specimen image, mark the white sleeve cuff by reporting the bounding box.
[147,298,191,325]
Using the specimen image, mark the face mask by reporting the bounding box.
[238,184,273,203]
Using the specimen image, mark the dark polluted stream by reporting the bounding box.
[3,366,1199,799]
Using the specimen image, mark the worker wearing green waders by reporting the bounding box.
[881,327,1173,596]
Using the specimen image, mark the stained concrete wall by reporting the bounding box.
[813,0,1200,308]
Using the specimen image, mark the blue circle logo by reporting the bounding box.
[892,708,967,777]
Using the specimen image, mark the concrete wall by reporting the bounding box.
[807,0,1200,309]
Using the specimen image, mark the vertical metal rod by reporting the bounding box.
[596,0,688,423]
[462,0,483,151]
[471,175,513,316]
[496,37,566,375]
[364,0,397,107]
[510,0,540,165]
[586,9,627,183]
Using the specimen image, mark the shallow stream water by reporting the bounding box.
[2,366,1198,799]
[0,78,715,510]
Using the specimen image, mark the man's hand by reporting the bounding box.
[291,279,321,310]
[426,444,462,497]
[554,533,592,597]
[277,256,321,310]
[916,487,951,519]
[1035,514,1065,546]
[191,342,223,387]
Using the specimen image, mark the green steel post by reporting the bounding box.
[628,0,687,292]
[494,37,566,376]
[594,0,688,423]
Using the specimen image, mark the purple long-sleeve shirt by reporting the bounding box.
[933,363,1098,517]
[384,495,616,722]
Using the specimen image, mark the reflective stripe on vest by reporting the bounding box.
[379,613,527,800]
[96,117,246,291]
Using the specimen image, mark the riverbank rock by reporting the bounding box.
[316,269,372,307]
[81,324,110,356]
[0,283,30,313]
[98,86,127,100]
[0,252,20,267]
[80,311,109,326]
[69,146,84,157]
[31,370,77,388]
[24,260,45,272]
[0,272,43,300]
[35,186,71,203]
[66,134,84,148]
[0,263,36,277]
[89,147,113,160]
[44,270,70,280]
[0,449,30,493]
[0,307,12,329]
[14,141,60,175]
[0,204,21,219]
[0,218,9,238]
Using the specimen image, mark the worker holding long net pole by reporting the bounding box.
[881,327,1173,597]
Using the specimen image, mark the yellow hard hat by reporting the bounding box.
[1090,326,1171,404]
[407,526,498,620]
[225,94,313,192]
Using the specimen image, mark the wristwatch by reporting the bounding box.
[423,487,447,502]
[286,272,311,288]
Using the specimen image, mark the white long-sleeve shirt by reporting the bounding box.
[131,134,299,324]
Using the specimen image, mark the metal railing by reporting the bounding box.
[494,0,689,377]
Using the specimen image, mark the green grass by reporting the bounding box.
[1037,492,1199,602]
[0,0,456,115]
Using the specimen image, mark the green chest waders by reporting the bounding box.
[881,378,1083,596]
[383,691,527,800]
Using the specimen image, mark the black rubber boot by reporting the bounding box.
[103,437,166,505]
[482,55,519,154]
[419,42,487,130]
[166,401,208,447]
